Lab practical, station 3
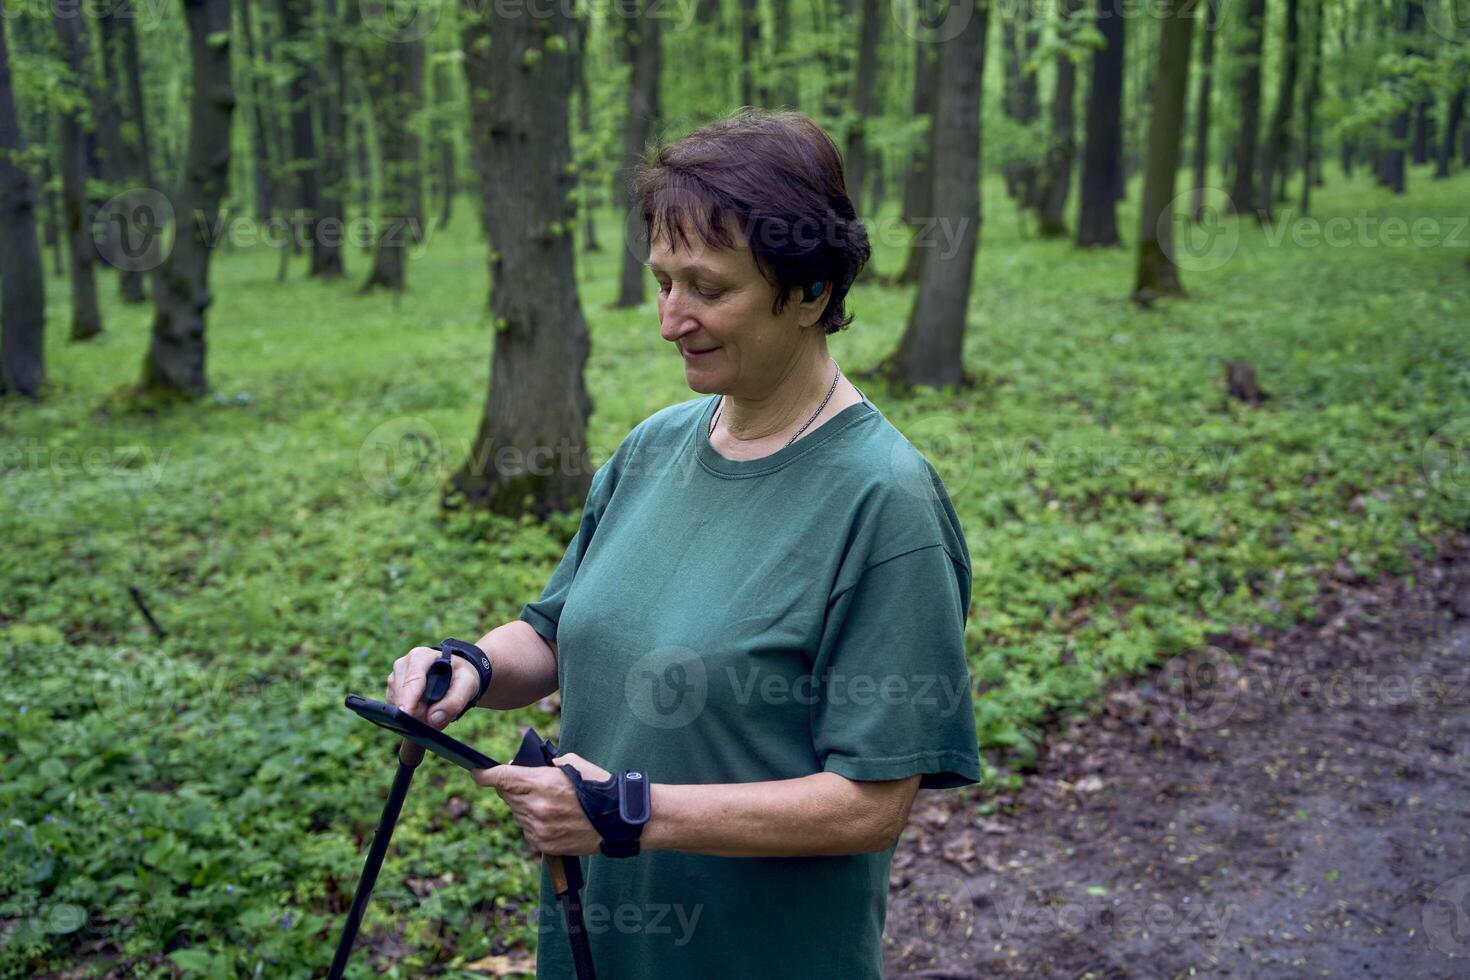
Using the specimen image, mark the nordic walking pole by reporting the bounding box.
[508,728,598,980]
[326,655,455,980]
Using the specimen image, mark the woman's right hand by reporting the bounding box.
[386,645,484,729]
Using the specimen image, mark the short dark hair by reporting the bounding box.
[631,108,872,335]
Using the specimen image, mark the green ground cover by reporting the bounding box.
[3,169,1468,976]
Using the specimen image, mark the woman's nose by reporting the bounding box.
[658,288,695,341]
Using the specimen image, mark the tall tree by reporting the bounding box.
[238,0,279,223]
[876,0,990,389]
[96,2,153,302]
[738,0,760,108]
[455,0,594,514]
[432,55,456,231]
[314,0,348,276]
[1379,0,1421,195]
[277,0,320,267]
[1035,0,1082,237]
[52,5,103,339]
[1076,0,1124,246]
[1189,0,1218,220]
[1299,0,1323,212]
[844,0,883,211]
[1227,0,1267,217]
[572,8,600,253]
[359,12,424,292]
[1000,0,1041,209]
[614,5,661,308]
[1257,0,1299,220]
[770,0,798,108]
[1411,98,1432,163]
[1436,86,1465,178]
[1133,0,1198,302]
[896,8,940,285]
[29,104,62,276]
[0,1,46,397]
[141,0,235,398]
[350,84,371,222]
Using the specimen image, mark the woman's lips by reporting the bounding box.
[682,346,721,359]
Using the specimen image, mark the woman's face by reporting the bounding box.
[649,222,825,398]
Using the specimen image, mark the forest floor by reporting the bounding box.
[882,534,1470,979]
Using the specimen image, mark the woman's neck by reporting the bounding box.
[716,350,842,447]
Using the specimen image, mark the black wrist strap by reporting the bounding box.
[438,638,493,720]
[558,765,647,857]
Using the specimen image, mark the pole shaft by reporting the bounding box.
[327,745,422,980]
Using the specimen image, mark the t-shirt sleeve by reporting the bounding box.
[810,543,982,790]
[517,450,621,646]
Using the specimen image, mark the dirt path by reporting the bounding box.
[882,538,1470,979]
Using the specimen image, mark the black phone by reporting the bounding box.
[344,695,502,771]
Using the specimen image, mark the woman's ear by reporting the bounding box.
[789,279,826,328]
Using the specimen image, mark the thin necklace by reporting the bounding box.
[709,358,841,448]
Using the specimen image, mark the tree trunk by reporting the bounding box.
[570,10,599,252]
[52,6,102,340]
[739,0,760,108]
[822,0,857,120]
[118,2,154,190]
[351,92,372,224]
[1256,0,1297,220]
[1189,0,1218,220]
[314,0,348,277]
[1412,99,1431,164]
[1000,0,1041,208]
[434,58,455,231]
[141,0,235,398]
[455,0,595,517]
[1122,11,1153,193]
[844,0,882,211]
[238,0,276,222]
[277,0,320,267]
[1382,0,1422,196]
[614,7,661,308]
[1384,110,1409,193]
[360,20,424,293]
[1299,0,1322,212]
[35,108,63,277]
[771,0,798,107]
[97,4,151,303]
[1227,0,1266,217]
[1133,0,1197,303]
[573,10,600,253]
[1036,0,1081,237]
[1437,87,1465,178]
[897,11,940,286]
[1077,0,1124,246]
[876,0,989,390]
[0,0,46,397]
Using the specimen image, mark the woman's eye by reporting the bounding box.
[694,285,723,301]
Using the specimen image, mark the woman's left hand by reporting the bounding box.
[473,751,611,859]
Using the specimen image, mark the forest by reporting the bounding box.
[1,0,1469,976]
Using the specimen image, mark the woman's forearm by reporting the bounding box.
[640,772,917,858]
[471,620,559,710]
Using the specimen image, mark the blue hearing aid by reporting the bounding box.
[805,280,825,301]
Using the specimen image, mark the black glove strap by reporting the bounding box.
[437,638,493,721]
[558,765,647,857]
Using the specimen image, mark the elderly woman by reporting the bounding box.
[386,108,979,979]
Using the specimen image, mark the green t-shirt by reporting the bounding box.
[517,392,981,979]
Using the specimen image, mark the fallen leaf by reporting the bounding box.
[464,950,536,975]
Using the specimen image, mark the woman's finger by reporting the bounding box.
[395,646,440,715]
[428,663,482,728]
